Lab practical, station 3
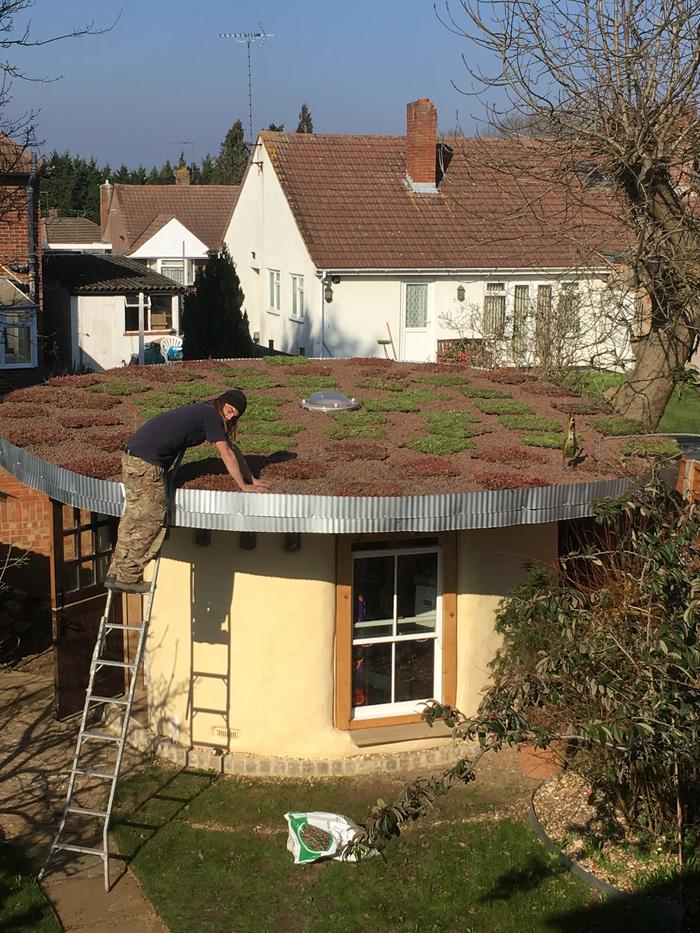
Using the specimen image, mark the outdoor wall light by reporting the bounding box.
[240,531,257,550]
[284,532,302,552]
[457,284,466,302]
[331,275,341,285]
[324,282,334,303]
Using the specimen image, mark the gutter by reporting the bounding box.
[27,154,38,305]
[314,266,613,278]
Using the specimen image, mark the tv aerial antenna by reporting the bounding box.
[219,27,273,149]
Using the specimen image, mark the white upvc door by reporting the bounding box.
[400,281,433,361]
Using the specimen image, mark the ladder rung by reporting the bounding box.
[73,769,116,780]
[192,707,228,715]
[96,659,137,669]
[51,842,107,857]
[104,623,144,632]
[87,694,129,705]
[67,806,109,819]
[192,672,228,679]
[81,731,121,743]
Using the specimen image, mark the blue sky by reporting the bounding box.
[8,0,487,168]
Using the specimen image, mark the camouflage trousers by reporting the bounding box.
[107,453,167,583]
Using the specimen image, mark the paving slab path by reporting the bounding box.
[0,651,167,931]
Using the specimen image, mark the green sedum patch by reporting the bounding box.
[244,421,302,437]
[247,397,285,420]
[88,379,151,396]
[418,373,470,386]
[406,435,477,455]
[215,369,282,390]
[474,399,533,415]
[166,382,223,400]
[356,378,406,392]
[264,354,309,365]
[425,411,483,437]
[591,416,645,436]
[523,433,566,449]
[620,438,682,459]
[459,386,513,399]
[290,375,340,393]
[499,414,564,432]
[328,411,387,439]
[238,435,298,455]
[182,445,218,464]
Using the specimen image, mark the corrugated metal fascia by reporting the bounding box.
[0,439,636,533]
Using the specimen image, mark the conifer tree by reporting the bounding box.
[296,103,313,133]
[159,160,175,184]
[198,154,215,184]
[213,119,249,184]
[181,246,252,360]
[267,122,284,132]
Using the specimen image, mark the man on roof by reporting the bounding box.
[105,389,267,594]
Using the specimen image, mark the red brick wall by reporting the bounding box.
[406,98,437,185]
[0,467,51,556]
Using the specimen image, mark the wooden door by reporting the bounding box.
[50,501,125,720]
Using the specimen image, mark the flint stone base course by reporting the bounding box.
[115,719,463,777]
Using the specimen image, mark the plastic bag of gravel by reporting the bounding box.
[284,811,377,863]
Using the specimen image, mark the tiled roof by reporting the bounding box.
[261,132,626,270]
[43,253,184,294]
[41,216,104,245]
[0,135,38,175]
[113,185,240,253]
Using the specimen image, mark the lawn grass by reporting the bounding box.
[110,767,661,933]
[0,841,60,932]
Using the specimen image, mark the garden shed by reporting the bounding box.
[0,358,667,770]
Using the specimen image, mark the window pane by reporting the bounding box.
[125,302,139,332]
[63,561,79,593]
[149,295,172,331]
[97,553,110,583]
[513,285,529,360]
[161,261,184,285]
[557,283,580,337]
[79,528,94,558]
[63,533,77,561]
[405,284,427,328]
[96,523,112,553]
[397,552,437,635]
[395,640,435,702]
[483,295,506,338]
[80,560,96,589]
[353,555,394,638]
[4,325,32,364]
[352,643,392,707]
[62,505,78,530]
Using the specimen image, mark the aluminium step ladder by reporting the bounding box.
[39,458,183,892]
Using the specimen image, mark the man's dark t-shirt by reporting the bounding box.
[127,402,227,469]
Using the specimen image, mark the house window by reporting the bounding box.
[405,283,428,328]
[268,269,281,312]
[512,285,530,361]
[335,535,457,729]
[535,285,553,359]
[290,274,304,319]
[160,260,185,286]
[0,309,37,368]
[483,282,506,338]
[557,282,581,338]
[124,295,173,333]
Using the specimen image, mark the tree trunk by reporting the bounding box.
[610,321,697,429]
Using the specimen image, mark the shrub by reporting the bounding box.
[459,387,513,399]
[619,438,682,459]
[472,470,552,490]
[474,399,532,415]
[330,441,388,460]
[499,414,564,432]
[523,433,565,449]
[425,411,481,436]
[87,379,151,396]
[473,446,547,465]
[591,416,645,436]
[405,435,477,455]
[264,459,327,480]
[408,455,460,477]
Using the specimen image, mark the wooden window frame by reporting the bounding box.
[334,532,457,731]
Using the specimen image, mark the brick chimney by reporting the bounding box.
[176,166,190,186]
[406,99,438,192]
[99,180,113,237]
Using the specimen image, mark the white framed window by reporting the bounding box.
[556,281,581,338]
[268,269,281,312]
[290,274,304,319]
[0,308,37,368]
[512,284,530,360]
[124,294,173,333]
[160,259,186,286]
[351,543,442,719]
[483,282,506,338]
[404,283,428,329]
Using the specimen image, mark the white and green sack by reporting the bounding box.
[284,811,376,864]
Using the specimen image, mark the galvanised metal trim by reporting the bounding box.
[0,438,635,534]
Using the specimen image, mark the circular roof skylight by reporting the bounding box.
[300,390,360,412]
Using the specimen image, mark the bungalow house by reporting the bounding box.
[0,358,659,769]
[100,167,240,287]
[43,252,184,371]
[225,99,633,367]
[0,136,42,390]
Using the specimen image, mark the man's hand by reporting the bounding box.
[250,477,269,491]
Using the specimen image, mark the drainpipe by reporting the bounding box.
[27,154,38,366]
[138,291,145,365]
[318,271,326,359]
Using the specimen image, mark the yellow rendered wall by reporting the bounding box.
[455,523,558,717]
[147,524,557,759]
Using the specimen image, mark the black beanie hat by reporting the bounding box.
[219,389,247,418]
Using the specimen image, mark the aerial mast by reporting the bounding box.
[219,28,274,149]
